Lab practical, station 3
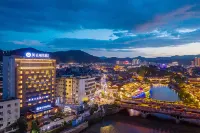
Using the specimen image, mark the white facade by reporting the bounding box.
[0,99,20,131]
[132,59,140,65]
[77,77,96,103]
[56,76,96,104]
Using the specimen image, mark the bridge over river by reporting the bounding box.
[116,99,200,123]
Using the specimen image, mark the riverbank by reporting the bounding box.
[61,122,88,133]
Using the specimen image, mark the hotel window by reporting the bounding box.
[19,76,23,79]
[20,104,23,108]
[25,71,29,74]
[18,85,22,89]
[28,85,32,88]
[19,95,22,99]
[31,71,34,74]
[19,71,23,74]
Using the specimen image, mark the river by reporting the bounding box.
[82,85,200,133]
[150,85,180,101]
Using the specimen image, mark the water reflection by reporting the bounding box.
[82,113,200,133]
[150,85,180,101]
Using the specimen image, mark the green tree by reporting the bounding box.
[17,117,27,133]
[31,120,40,133]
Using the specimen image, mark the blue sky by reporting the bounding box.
[0,0,200,57]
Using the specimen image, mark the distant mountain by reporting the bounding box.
[51,50,101,63]
[0,48,101,63]
[0,47,198,65]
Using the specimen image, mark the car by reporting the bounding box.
[43,121,50,125]
[54,118,61,122]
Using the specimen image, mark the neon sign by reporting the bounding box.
[25,52,49,58]
[36,104,51,111]
[28,95,49,102]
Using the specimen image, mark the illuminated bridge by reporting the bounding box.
[116,99,200,123]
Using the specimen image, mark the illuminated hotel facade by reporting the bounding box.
[3,53,56,118]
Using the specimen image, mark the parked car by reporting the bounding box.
[54,118,61,122]
[43,121,50,125]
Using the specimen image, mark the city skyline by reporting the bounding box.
[1,0,200,57]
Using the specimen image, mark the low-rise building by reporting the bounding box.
[56,76,96,104]
[0,98,20,132]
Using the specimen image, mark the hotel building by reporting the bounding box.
[56,76,96,104]
[3,53,56,118]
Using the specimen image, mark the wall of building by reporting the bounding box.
[0,99,20,131]
[56,76,96,104]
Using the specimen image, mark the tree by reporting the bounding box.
[31,120,40,133]
[17,117,28,133]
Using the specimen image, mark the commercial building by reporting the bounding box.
[191,61,195,66]
[56,76,96,104]
[132,59,140,65]
[0,98,20,132]
[3,53,56,118]
[55,76,76,104]
[193,57,200,67]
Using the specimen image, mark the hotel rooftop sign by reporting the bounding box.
[25,52,49,58]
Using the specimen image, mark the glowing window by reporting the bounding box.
[25,71,29,74]
[18,86,22,89]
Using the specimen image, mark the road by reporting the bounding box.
[40,115,76,132]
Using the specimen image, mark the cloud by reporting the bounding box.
[0,0,200,57]
[176,28,198,33]
[136,5,200,32]
[0,0,200,33]
[11,40,45,46]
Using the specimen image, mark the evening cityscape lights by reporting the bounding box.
[1,0,200,133]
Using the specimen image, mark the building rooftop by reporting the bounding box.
[0,98,19,103]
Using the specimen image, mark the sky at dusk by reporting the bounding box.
[0,0,200,57]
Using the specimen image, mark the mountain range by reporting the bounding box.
[0,47,198,65]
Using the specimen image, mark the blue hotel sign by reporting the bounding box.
[25,52,49,58]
